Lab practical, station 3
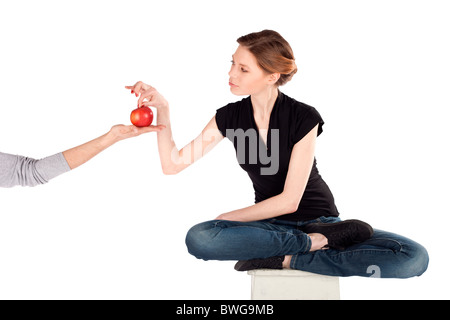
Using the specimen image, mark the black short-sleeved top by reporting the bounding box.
[215,91,339,221]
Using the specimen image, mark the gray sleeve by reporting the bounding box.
[0,152,71,188]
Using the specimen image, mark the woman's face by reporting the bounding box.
[228,45,277,96]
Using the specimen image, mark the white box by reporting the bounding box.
[248,269,340,300]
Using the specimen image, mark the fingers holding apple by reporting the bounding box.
[125,81,152,97]
[125,81,169,109]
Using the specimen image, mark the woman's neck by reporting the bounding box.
[250,86,279,120]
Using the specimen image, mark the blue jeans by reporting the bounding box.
[185,217,429,278]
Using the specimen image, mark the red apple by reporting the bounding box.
[130,106,153,127]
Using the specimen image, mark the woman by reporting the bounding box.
[127,30,428,278]
[0,124,164,188]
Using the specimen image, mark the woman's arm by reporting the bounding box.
[157,109,223,174]
[216,125,318,222]
[126,82,223,174]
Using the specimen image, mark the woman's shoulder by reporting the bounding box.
[279,92,324,141]
[215,96,252,135]
[218,95,250,112]
[279,92,318,115]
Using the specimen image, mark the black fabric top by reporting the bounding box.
[215,91,339,221]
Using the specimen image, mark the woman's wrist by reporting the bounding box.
[157,101,169,114]
[157,105,170,125]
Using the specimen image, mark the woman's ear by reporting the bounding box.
[268,73,280,85]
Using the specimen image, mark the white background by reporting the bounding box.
[1,0,449,300]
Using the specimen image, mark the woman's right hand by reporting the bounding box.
[125,81,169,110]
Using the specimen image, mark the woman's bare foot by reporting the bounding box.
[282,255,292,268]
[282,233,328,269]
[308,233,328,251]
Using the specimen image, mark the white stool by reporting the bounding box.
[248,269,340,300]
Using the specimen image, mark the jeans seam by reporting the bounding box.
[327,247,403,257]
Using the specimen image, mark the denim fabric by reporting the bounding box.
[185,216,429,278]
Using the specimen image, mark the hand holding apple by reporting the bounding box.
[108,124,165,143]
[125,82,169,110]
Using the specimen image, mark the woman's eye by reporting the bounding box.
[230,60,247,72]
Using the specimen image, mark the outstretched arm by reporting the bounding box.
[125,82,223,175]
[62,124,164,170]
[0,124,164,188]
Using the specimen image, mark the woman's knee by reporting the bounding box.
[185,221,221,260]
[384,237,429,278]
[400,241,429,278]
[364,230,429,278]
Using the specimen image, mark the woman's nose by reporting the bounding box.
[228,65,237,78]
